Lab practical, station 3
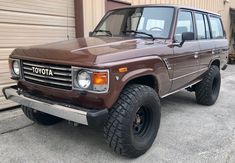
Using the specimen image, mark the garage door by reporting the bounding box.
[0,0,76,110]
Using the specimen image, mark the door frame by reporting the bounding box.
[229,8,235,56]
[74,0,84,38]
[105,0,131,12]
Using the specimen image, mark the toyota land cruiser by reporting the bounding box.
[3,5,228,158]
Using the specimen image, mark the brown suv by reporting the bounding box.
[3,5,228,158]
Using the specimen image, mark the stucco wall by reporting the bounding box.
[83,0,105,36]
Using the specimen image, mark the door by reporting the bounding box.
[230,9,235,56]
[209,15,229,67]
[195,13,215,74]
[171,10,200,91]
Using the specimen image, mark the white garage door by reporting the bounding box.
[0,0,76,110]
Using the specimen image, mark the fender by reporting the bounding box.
[121,68,155,83]
[103,56,172,108]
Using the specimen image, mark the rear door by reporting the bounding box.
[195,13,215,74]
[208,15,229,67]
[171,10,200,91]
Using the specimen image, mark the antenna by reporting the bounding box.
[66,0,69,40]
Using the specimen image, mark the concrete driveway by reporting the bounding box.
[0,65,235,163]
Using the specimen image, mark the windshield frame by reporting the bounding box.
[91,6,176,39]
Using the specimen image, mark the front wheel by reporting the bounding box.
[104,84,161,158]
[195,65,221,105]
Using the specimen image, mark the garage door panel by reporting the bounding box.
[0,39,75,47]
[0,24,75,47]
[0,0,76,110]
[0,38,76,47]
[0,23,75,35]
[0,72,12,85]
[0,10,75,27]
[0,60,10,74]
[0,48,14,60]
[0,0,75,17]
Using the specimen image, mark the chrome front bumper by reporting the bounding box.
[2,86,108,126]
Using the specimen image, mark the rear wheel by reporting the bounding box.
[22,106,62,125]
[104,84,161,158]
[195,65,221,105]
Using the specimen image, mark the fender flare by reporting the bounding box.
[111,57,172,103]
[209,57,220,68]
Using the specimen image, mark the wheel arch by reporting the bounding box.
[210,58,220,68]
[125,74,159,93]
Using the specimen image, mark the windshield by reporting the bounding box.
[92,7,175,39]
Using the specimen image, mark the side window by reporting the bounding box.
[100,14,125,35]
[137,17,145,30]
[146,19,164,30]
[195,13,206,39]
[209,16,224,39]
[175,11,194,42]
[204,15,211,39]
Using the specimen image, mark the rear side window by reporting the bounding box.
[175,11,194,42]
[195,13,206,39]
[209,16,224,39]
[204,15,211,39]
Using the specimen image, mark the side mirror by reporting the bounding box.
[89,31,93,37]
[180,32,194,46]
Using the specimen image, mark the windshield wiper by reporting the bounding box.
[93,30,112,36]
[123,30,155,41]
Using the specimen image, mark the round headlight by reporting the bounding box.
[77,71,91,89]
[13,61,20,75]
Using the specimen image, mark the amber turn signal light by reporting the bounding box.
[118,67,128,73]
[93,72,108,85]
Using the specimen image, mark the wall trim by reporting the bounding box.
[74,0,84,38]
[105,0,131,12]
[107,0,131,6]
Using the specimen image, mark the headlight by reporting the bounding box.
[72,67,109,93]
[12,60,20,76]
[77,70,91,89]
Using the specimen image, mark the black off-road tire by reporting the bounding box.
[104,84,161,158]
[22,106,62,125]
[195,65,221,105]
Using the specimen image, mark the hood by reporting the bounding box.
[12,37,166,67]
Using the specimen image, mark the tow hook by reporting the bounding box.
[17,88,23,95]
[68,121,80,127]
[222,64,228,70]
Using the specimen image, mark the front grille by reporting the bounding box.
[22,60,72,90]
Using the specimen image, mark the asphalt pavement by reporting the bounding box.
[0,65,235,163]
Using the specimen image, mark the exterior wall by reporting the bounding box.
[106,0,131,11]
[82,0,132,37]
[83,0,106,37]
[0,0,75,109]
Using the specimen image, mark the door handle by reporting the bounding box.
[194,52,199,59]
[212,49,216,55]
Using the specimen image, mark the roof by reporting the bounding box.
[110,4,220,16]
